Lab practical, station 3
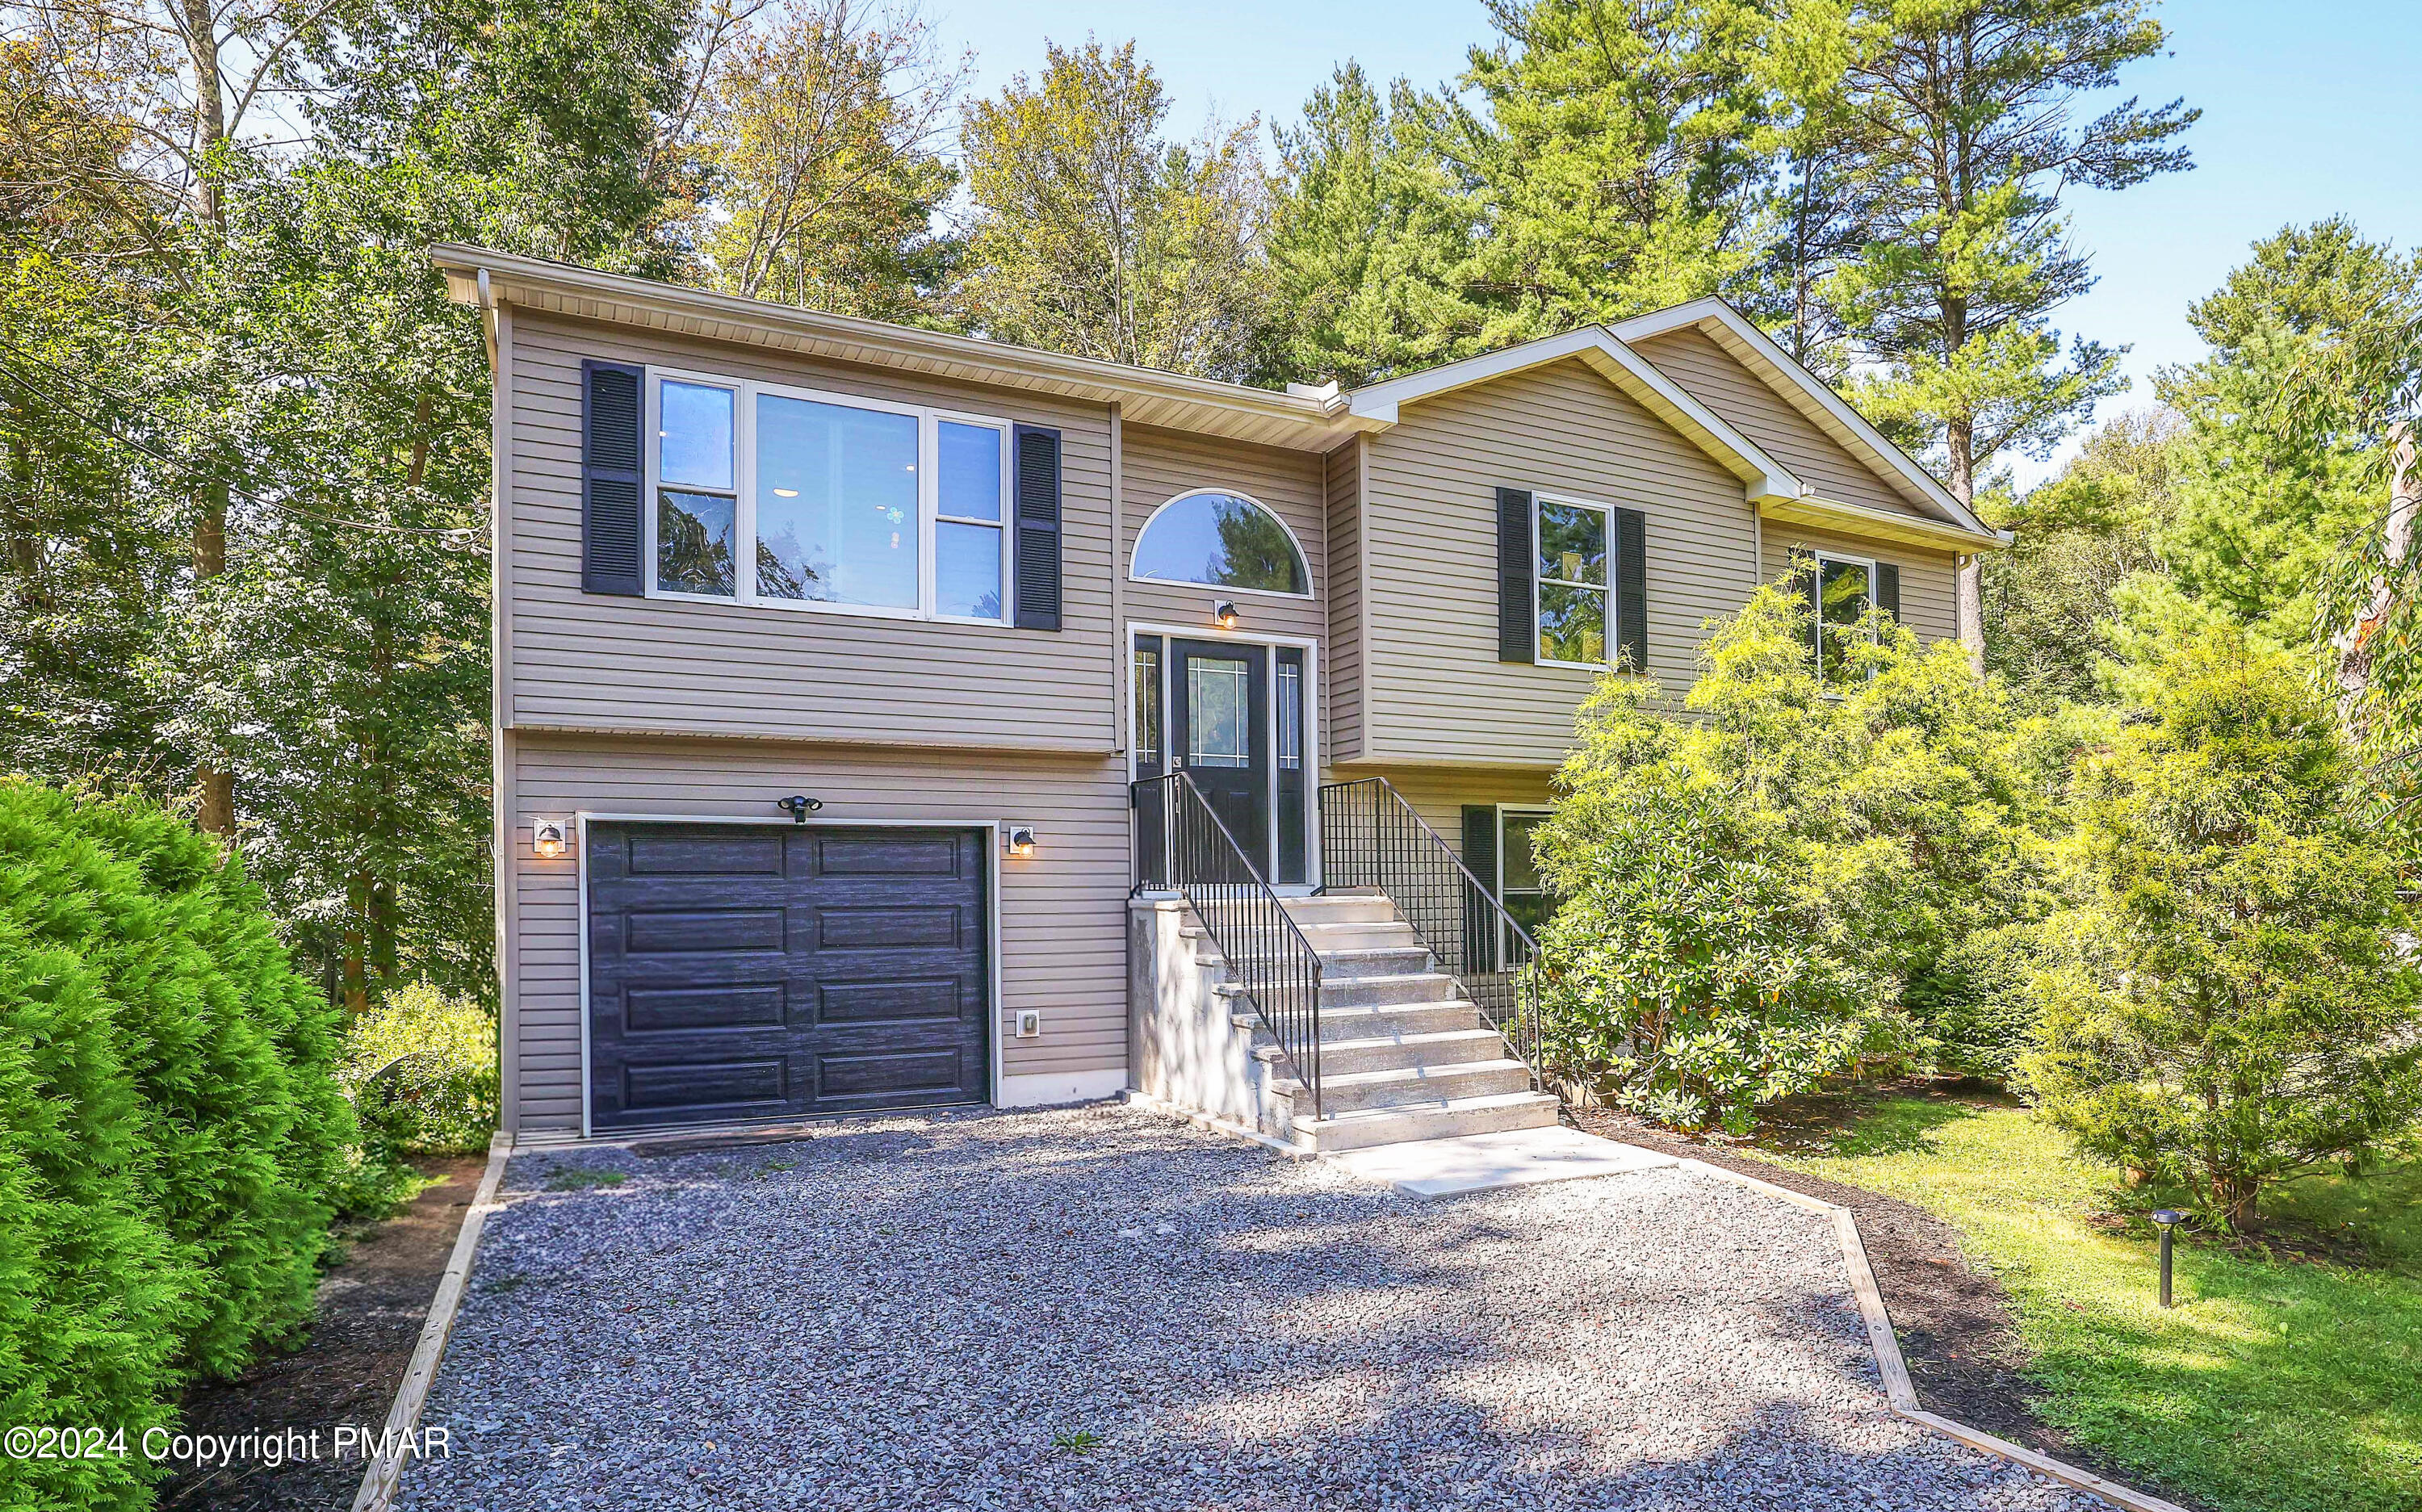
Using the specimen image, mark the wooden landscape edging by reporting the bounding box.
[1666,1155,2195,1512]
[350,1129,512,1512]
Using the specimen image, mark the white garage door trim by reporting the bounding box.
[574,812,1004,1138]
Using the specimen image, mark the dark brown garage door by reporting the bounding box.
[585,823,989,1132]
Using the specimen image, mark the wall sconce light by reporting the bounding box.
[1211,600,1240,630]
[532,818,569,859]
[1004,823,1038,858]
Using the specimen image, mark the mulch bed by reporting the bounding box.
[1566,1104,2210,1512]
[156,1154,487,1512]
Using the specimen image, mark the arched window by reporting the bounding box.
[1130,490,1310,596]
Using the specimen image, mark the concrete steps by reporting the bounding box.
[1282,1090,1565,1153]
[1258,895,1556,1153]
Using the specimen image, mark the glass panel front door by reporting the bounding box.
[1171,639,1268,869]
[1135,635,1312,886]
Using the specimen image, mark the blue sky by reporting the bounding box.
[933,0,2422,486]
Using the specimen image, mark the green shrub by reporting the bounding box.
[1536,769,1892,1133]
[1903,920,2047,1082]
[0,780,354,1510]
[341,982,498,1155]
[1532,576,2060,1129]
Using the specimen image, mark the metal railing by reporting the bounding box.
[1133,771,1326,1117]
[1318,776,1544,1087]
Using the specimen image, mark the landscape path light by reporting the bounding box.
[2152,1209,2185,1308]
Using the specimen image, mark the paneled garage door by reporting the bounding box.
[585,823,990,1132]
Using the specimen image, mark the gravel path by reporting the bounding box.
[394,1104,2105,1511]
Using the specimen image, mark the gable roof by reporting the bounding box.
[432,245,2005,550]
[433,245,1378,452]
[1344,326,1802,504]
[1607,299,1994,538]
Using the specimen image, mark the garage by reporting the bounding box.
[585,822,991,1132]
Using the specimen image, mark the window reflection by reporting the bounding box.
[755,395,917,609]
[1818,558,1871,681]
[658,489,735,596]
[1133,492,1308,594]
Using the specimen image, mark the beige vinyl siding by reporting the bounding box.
[1763,523,1961,647]
[1340,766,1558,865]
[505,312,1117,752]
[1119,424,1326,644]
[505,733,1131,1133]
[1324,439,1365,764]
[1359,357,1755,766]
[1631,325,1926,521]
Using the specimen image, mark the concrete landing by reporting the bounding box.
[1329,1125,1681,1199]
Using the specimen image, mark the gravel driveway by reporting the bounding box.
[395,1104,2103,1511]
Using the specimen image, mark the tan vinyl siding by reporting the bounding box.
[1763,523,1961,647]
[1325,439,1365,763]
[1632,325,1925,521]
[505,311,1116,752]
[1336,766,1558,864]
[1119,424,1325,644]
[506,733,1131,1133]
[1359,357,1755,766]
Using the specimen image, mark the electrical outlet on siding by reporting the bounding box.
[1015,1010,1042,1039]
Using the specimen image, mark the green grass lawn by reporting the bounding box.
[1757,1095,2422,1512]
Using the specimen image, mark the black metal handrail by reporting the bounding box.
[1318,777,1544,1087]
[1133,771,1326,1118]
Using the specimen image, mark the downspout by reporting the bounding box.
[476,266,520,1140]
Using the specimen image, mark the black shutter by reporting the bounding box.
[1012,424,1062,630]
[581,360,646,596]
[1461,806,1500,972]
[1615,506,1648,673]
[1875,562,1900,622]
[1497,487,1535,663]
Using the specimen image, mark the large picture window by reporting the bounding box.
[648,372,1009,622]
[1535,495,1610,666]
[1131,490,1310,596]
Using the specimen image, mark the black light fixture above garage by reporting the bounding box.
[776,794,824,824]
[1211,599,1240,630]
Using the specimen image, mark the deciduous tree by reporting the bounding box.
[681,0,964,317]
[956,38,1272,379]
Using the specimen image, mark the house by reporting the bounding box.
[434,246,2005,1147]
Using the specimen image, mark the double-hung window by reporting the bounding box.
[1496,808,1554,940]
[1534,495,1611,667]
[1810,552,1875,681]
[648,372,1012,622]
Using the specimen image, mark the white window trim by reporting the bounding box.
[1808,549,1880,669]
[1129,487,1316,601]
[1493,803,1554,959]
[1532,491,1618,671]
[643,365,1014,626]
[1494,803,1554,903]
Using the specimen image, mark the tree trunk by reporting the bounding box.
[192,477,235,835]
[2333,420,2420,733]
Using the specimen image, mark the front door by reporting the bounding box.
[1170,637,1269,864]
